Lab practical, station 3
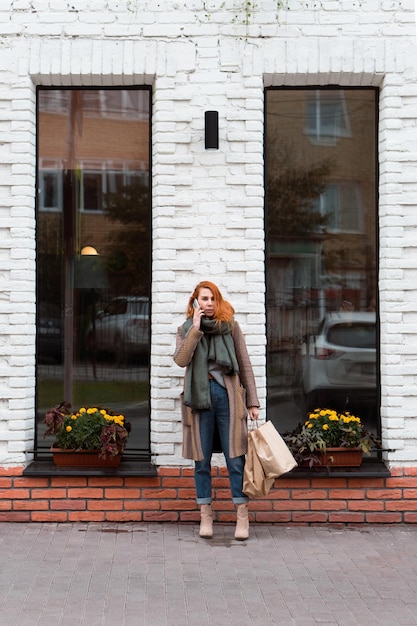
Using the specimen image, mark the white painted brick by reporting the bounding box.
[0,1,415,467]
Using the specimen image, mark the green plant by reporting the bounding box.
[232,0,289,26]
[43,402,131,459]
[283,408,379,467]
[233,1,258,26]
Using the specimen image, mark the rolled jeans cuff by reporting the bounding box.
[232,497,249,505]
[196,497,212,505]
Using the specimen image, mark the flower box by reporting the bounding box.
[284,407,379,468]
[43,403,130,463]
[316,447,363,467]
[51,446,122,467]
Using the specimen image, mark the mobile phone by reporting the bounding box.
[193,299,199,309]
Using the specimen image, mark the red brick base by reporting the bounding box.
[1,466,417,524]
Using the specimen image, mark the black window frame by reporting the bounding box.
[25,85,155,477]
[264,85,385,477]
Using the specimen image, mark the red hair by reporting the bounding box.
[186,281,235,323]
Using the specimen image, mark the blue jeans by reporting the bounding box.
[195,379,248,505]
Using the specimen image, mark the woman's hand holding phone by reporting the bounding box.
[192,298,203,328]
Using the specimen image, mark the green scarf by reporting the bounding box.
[182,317,239,410]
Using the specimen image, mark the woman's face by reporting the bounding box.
[196,287,215,318]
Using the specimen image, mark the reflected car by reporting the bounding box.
[301,311,377,412]
[86,296,149,358]
[37,303,63,363]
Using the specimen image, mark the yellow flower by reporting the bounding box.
[79,407,86,413]
[87,408,97,414]
[71,415,77,420]
[322,424,329,430]
[66,425,72,432]
[307,423,313,429]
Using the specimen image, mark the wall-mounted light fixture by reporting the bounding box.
[205,111,219,149]
[75,246,108,289]
[81,246,98,256]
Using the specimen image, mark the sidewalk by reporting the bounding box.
[0,522,416,626]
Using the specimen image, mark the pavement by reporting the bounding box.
[1,522,417,626]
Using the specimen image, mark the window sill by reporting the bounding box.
[23,453,157,477]
[287,458,390,479]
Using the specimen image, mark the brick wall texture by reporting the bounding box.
[1,467,417,525]
[1,1,417,521]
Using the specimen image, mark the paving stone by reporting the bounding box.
[0,523,417,624]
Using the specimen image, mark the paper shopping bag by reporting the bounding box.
[251,420,298,479]
[243,431,275,498]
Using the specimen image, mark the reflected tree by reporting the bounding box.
[267,159,331,238]
[104,176,150,294]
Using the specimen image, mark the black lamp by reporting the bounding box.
[205,111,219,149]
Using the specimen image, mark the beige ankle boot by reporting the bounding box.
[199,504,213,538]
[234,503,249,540]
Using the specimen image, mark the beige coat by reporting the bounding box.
[174,321,260,461]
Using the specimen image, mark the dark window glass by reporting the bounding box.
[41,171,61,209]
[83,172,103,211]
[36,87,151,456]
[326,323,376,349]
[265,88,379,443]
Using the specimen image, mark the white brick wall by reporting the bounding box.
[0,1,416,467]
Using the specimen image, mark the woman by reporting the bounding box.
[174,281,260,540]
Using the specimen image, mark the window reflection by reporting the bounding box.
[36,88,151,455]
[305,89,351,144]
[266,88,378,441]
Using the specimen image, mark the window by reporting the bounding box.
[265,87,379,448]
[35,87,151,460]
[38,169,63,211]
[37,90,149,120]
[305,89,351,144]
[313,182,363,233]
[83,171,103,211]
